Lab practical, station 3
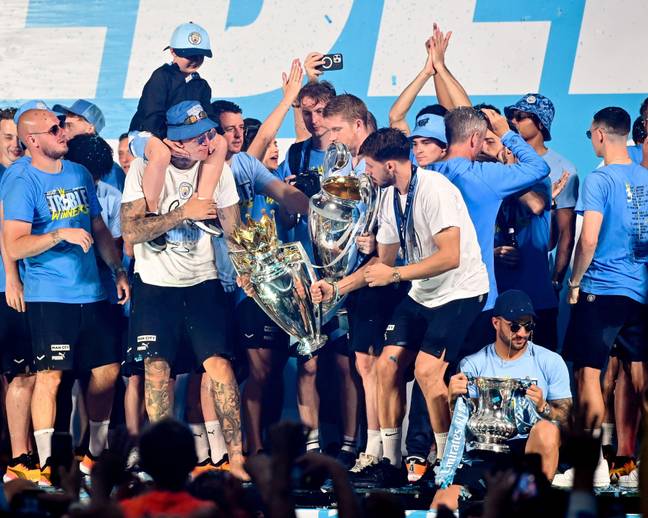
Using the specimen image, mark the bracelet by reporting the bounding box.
[329,281,339,302]
[113,265,127,276]
[567,279,580,289]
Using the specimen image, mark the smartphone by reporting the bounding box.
[50,432,74,486]
[316,53,343,71]
[512,472,538,501]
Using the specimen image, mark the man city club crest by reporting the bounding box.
[178,182,193,200]
[188,31,202,45]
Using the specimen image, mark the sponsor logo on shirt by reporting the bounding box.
[50,344,70,352]
[46,186,90,221]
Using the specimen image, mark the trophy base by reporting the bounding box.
[295,335,328,357]
[470,440,510,454]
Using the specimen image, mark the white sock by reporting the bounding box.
[601,423,615,446]
[380,427,402,466]
[89,420,111,458]
[365,429,382,458]
[434,432,448,461]
[306,429,320,452]
[190,423,210,463]
[205,420,228,463]
[34,428,54,467]
[342,435,356,454]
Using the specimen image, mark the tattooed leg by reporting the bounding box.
[144,357,172,422]
[203,355,249,480]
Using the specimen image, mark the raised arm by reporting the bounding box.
[247,59,304,161]
[431,25,471,109]
[388,32,439,135]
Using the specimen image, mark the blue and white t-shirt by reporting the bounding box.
[576,162,648,303]
[2,159,105,303]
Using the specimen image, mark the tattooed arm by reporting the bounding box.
[216,203,242,243]
[548,398,573,427]
[120,195,217,244]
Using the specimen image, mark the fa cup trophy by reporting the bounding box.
[466,376,524,453]
[228,212,326,356]
[308,142,380,282]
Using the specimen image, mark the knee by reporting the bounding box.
[94,363,120,382]
[249,363,272,385]
[9,374,36,391]
[376,354,400,383]
[144,358,170,384]
[148,138,171,162]
[299,358,318,379]
[414,363,446,394]
[355,355,374,379]
[36,371,62,393]
[529,420,560,451]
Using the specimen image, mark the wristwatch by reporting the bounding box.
[540,402,552,419]
[113,265,128,276]
[391,268,401,286]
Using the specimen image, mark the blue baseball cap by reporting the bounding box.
[409,114,447,147]
[52,99,105,134]
[493,290,537,321]
[14,100,51,125]
[164,22,212,58]
[166,101,217,141]
[504,94,555,141]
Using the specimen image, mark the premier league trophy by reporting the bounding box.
[466,376,524,453]
[308,142,380,282]
[228,212,326,356]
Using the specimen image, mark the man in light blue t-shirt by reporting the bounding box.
[2,107,129,484]
[504,94,579,295]
[433,290,572,511]
[562,107,648,489]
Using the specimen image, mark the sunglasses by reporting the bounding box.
[507,320,536,333]
[169,110,208,127]
[511,111,535,122]
[184,127,217,146]
[29,121,65,137]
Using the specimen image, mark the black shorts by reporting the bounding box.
[28,300,120,372]
[563,292,648,369]
[384,294,486,363]
[236,297,290,350]
[0,295,33,377]
[458,309,496,360]
[128,275,234,367]
[347,284,410,355]
[293,308,350,362]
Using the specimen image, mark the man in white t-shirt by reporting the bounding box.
[120,101,247,480]
[311,128,489,486]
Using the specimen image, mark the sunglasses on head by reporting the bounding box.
[507,320,536,333]
[29,121,65,137]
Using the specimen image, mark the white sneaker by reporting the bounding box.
[552,456,610,489]
[349,452,379,473]
[618,467,639,489]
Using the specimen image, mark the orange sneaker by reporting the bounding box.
[3,455,41,484]
[191,459,218,479]
[610,458,637,484]
[213,455,230,472]
[38,465,52,487]
[406,456,429,483]
[80,454,96,476]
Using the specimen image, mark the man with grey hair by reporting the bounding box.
[429,107,550,353]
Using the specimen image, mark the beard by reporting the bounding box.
[43,142,68,160]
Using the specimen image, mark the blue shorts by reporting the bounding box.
[128,131,152,160]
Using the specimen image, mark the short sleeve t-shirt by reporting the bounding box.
[542,148,579,209]
[376,168,489,308]
[628,144,643,165]
[2,159,105,303]
[459,342,572,402]
[494,179,556,310]
[122,158,239,288]
[576,163,648,303]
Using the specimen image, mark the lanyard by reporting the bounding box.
[393,164,418,263]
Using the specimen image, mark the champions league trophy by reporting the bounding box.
[308,143,380,283]
[466,376,525,453]
[228,212,326,356]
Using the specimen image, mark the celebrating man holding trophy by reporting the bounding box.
[311,127,489,487]
[433,289,572,511]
